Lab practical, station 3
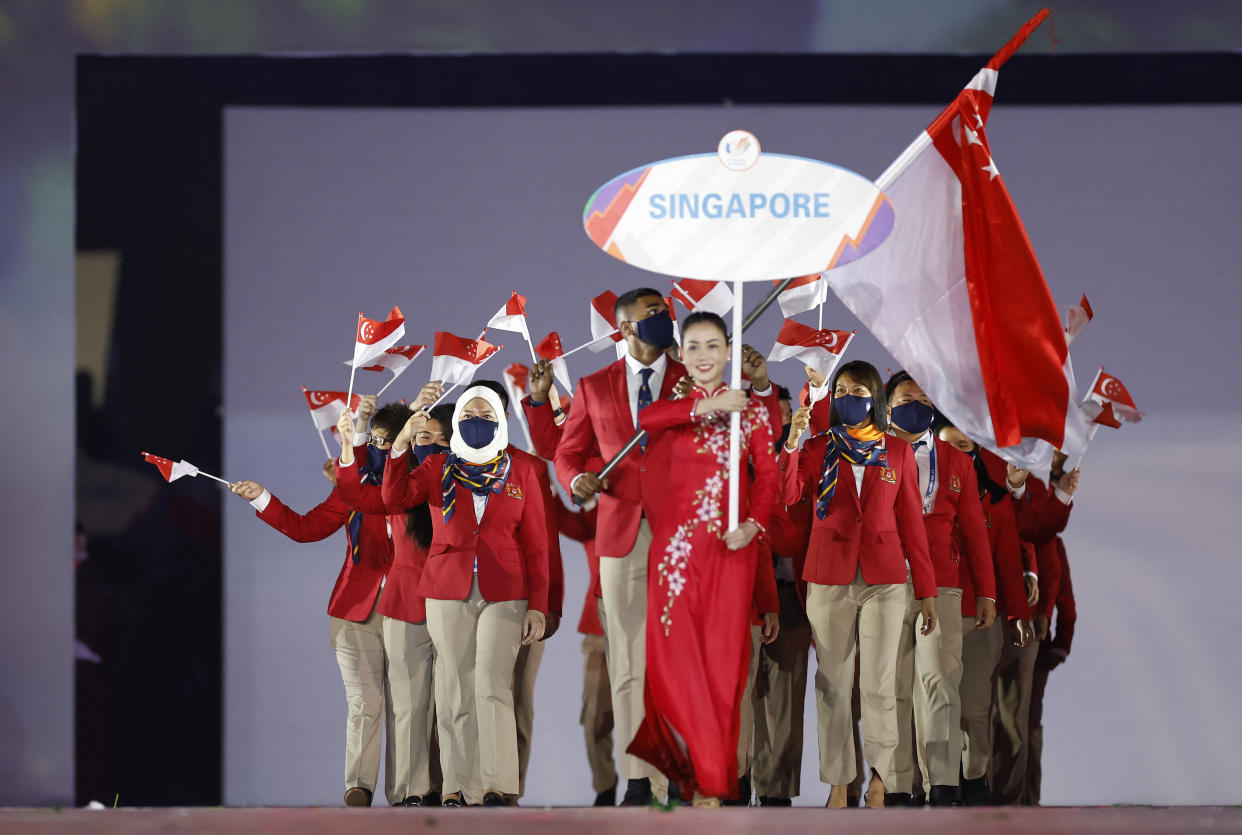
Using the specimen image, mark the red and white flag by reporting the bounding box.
[663,296,682,346]
[303,388,362,431]
[430,331,502,386]
[1084,367,1142,423]
[344,344,426,376]
[669,278,734,317]
[142,452,199,482]
[825,9,1084,469]
[487,291,533,343]
[351,307,406,368]
[535,331,573,393]
[588,290,623,353]
[1082,399,1123,429]
[769,319,855,377]
[775,274,829,318]
[1065,294,1094,346]
[503,362,535,450]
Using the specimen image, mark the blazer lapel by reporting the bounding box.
[859,437,888,506]
[610,360,632,430]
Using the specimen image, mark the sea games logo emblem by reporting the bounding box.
[717,130,760,171]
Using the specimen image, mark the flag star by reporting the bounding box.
[982,157,1000,180]
[964,126,982,146]
[975,114,984,128]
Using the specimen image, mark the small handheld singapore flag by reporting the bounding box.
[141,452,228,485]
[669,278,734,317]
[351,307,406,368]
[303,388,362,431]
[774,274,828,318]
[535,331,573,393]
[587,290,623,353]
[487,292,533,342]
[430,331,502,386]
[344,344,426,376]
[1084,368,1142,424]
[1064,294,1094,346]
[768,319,855,377]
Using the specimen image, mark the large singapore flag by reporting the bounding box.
[826,8,1086,469]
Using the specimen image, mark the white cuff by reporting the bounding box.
[390,446,407,459]
[250,489,272,512]
[807,380,831,404]
[1008,482,1026,500]
[1023,570,1038,581]
[980,596,997,603]
[1054,486,1073,505]
[570,472,588,492]
[750,382,773,397]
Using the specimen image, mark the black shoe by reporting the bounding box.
[343,786,372,807]
[400,795,423,807]
[423,790,441,807]
[594,782,617,806]
[667,780,685,805]
[928,784,962,807]
[441,792,464,807]
[482,791,507,807]
[910,793,926,807]
[961,776,990,806]
[884,792,912,807]
[846,793,861,807]
[723,772,752,806]
[621,778,653,806]
[757,796,793,807]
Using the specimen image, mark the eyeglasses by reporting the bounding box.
[365,433,392,447]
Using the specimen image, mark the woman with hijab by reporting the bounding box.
[382,384,550,808]
[781,360,937,809]
[626,311,780,808]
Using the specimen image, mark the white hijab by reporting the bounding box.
[449,385,509,463]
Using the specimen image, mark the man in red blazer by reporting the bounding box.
[884,372,996,807]
[553,288,687,805]
[1027,533,1075,805]
[229,395,396,808]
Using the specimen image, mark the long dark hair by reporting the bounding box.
[827,360,889,431]
[404,402,456,549]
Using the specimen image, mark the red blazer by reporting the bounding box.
[921,439,995,598]
[752,536,780,625]
[1013,476,1071,618]
[522,395,571,462]
[336,447,429,624]
[782,433,936,599]
[770,496,813,608]
[255,486,390,622]
[511,448,565,617]
[554,357,686,558]
[381,448,551,615]
[960,448,1029,618]
[1049,539,1075,654]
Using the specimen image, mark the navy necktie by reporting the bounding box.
[637,367,654,450]
[912,440,927,452]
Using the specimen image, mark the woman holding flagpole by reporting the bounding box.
[781,359,937,809]
[382,384,549,808]
[626,311,779,807]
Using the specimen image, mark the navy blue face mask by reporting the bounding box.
[890,400,936,435]
[634,313,676,349]
[834,394,873,427]
[361,444,386,484]
[412,442,451,463]
[458,416,498,449]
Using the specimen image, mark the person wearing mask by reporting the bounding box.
[229,395,395,808]
[781,360,937,809]
[554,288,687,806]
[383,384,550,808]
[334,391,452,807]
[884,372,995,807]
[626,312,779,807]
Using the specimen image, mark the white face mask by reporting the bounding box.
[449,386,509,462]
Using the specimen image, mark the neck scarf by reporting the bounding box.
[440,452,511,523]
[971,448,1009,504]
[815,423,887,520]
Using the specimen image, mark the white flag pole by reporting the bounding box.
[346,314,361,408]
[315,426,333,459]
[728,278,744,533]
[196,470,233,486]
[426,382,459,412]
[375,366,404,398]
[523,329,539,364]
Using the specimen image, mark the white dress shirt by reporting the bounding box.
[623,350,668,426]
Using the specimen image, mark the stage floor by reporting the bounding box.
[2,806,1239,833]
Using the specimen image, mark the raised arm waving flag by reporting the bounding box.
[825,8,1085,470]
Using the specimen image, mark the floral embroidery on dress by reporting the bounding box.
[655,398,763,636]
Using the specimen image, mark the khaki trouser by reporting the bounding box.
[329,597,394,803]
[989,631,1038,804]
[580,633,617,794]
[959,615,1003,780]
[737,625,763,779]
[894,586,964,794]
[513,637,545,797]
[598,519,665,795]
[752,583,812,799]
[382,615,437,801]
[426,577,526,802]
[805,570,906,787]
[1026,645,1055,805]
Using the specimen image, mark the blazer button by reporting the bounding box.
[856,516,862,522]
[473,529,480,535]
